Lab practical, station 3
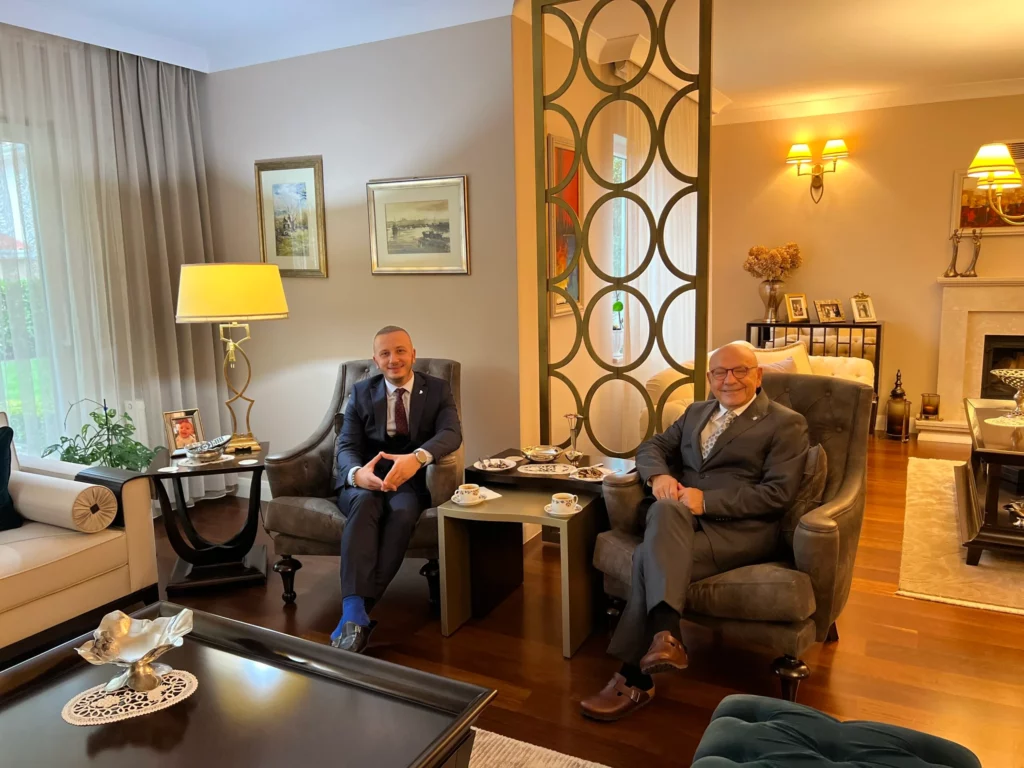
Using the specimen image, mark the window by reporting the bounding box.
[611,135,627,361]
[0,140,57,455]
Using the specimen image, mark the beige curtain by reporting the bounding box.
[109,52,231,501]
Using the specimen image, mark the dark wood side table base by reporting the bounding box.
[955,457,1024,566]
[166,544,268,596]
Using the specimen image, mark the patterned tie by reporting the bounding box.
[701,410,736,460]
[394,388,409,436]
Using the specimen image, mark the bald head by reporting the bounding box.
[707,342,761,408]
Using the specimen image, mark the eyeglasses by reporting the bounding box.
[709,366,752,382]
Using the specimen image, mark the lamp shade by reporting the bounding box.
[977,166,1023,190]
[968,143,1019,178]
[786,144,812,164]
[821,139,849,160]
[176,263,289,323]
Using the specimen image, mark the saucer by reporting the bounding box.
[544,502,582,517]
[451,495,486,507]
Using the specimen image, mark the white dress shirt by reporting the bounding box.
[348,373,433,487]
[699,395,756,448]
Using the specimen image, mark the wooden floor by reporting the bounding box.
[157,437,1021,768]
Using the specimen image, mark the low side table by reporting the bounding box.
[145,443,269,595]
[438,488,600,658]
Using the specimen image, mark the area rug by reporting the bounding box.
[471,729,610,768]
[898,457,1024,615]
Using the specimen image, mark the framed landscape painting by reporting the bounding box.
[547,135,583,318]
[950,169,1024,236]
[255,156,328,277]
[367,176,469,275]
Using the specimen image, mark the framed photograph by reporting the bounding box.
[548,135,583,318]
[850,293,877,323]
[255,156,328,277]
[367,175,469,275]
[950,169,1024,236]
[163,408,205,456]
[813,299,846,323]
[783,293,809,322]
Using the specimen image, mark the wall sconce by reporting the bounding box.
[967,143,1023,226]
[786,139,848,204]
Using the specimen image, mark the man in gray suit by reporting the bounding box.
[581,343,809,721]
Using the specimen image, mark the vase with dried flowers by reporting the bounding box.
[743,242,803,322]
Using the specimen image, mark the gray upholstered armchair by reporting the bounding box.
[264,358,463,610]
[594,373,872,700]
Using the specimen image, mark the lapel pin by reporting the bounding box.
[419,390,423,395]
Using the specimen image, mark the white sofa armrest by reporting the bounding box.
[119,474,158,591]
[8,472,118,533]
[18,454,92,481]
[808,356,875,387]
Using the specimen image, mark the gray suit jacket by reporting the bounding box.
[635,389,809,568]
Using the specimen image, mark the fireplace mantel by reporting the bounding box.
[918,276,1024,444]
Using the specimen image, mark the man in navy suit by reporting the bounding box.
[331,326,462,652]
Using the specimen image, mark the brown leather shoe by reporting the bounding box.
[580,673,654,722]
[639,631,689,675]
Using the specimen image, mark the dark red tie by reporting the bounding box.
[394,388,409,436]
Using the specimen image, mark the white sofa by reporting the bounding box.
[0,413,158,660]
[640,341,876,436]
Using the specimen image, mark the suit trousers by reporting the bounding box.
[338,483,428,602]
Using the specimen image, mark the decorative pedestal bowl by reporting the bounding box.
[989,369,1024,425]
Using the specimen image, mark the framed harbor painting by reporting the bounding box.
[367,175,469,274]
[255,155,328,277]
[547,135,583,318]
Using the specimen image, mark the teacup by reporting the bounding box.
[551,492,578,514]
[454,484,481,504]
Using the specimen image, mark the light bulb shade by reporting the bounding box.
[821,139,849,160]
[786,144,812,164]
[977,167,1023,190]
[968,143,1019,178]
[176,263,289,323]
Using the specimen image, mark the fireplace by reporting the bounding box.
[982,334,1024,399]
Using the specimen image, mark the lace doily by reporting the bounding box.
[61,670,198,726]
[984,415,1024,427]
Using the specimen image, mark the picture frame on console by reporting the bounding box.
[813,299,846,323]
[163,408,205,456]
[367,175,470,275]
[850,293,877,323]
[950,169,1024,236]
[255,155,328,278]
[783,293,809,322]
[547,135,584,318]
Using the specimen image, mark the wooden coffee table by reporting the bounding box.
[0,602,494,767]
[437,488,601,658]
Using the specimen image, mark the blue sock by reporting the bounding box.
[332,596,370,641]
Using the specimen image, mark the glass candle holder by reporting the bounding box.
[885,397,911,442]
[920,393,940,419]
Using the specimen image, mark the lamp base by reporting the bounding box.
[226,433,261,453]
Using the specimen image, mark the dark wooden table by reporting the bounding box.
[145,444,269,595]
[464,448,636,494]
[955,399,1024,565]
[0,602,494,767]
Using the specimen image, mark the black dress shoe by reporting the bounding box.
[331,620,377,653]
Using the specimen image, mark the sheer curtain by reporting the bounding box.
[621,63,699,448]
[0,24,131,455]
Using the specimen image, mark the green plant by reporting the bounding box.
[42,399,161,472]
[612,299,624,331]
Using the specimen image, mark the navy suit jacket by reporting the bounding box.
[333,372,462,493]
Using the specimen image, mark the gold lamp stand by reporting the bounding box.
[220,322,261,453]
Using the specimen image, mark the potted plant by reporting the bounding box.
[612,299,625,359]
[743,242,802,323]
[43,399,160,472]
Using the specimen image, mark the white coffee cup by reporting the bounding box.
[551,492,578,514]
[454,483,481,503]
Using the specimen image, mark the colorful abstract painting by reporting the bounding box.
[548,136,583,317]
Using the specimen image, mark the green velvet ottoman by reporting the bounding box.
[693,695,980,767]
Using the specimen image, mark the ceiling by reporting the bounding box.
[5,0,1024,122]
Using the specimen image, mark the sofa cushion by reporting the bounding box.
[0,522,127,613]
[753,341,813,375]
[758,357,797,374]
[0,427,20,532]
[687,562,816,622]
[10,473,118,533]
[694,694,981,768]
[780,444,828,550]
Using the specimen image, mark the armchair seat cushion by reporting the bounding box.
[264,496,438,553]
[593,530,816,623]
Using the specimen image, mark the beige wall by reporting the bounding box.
[710,95,1024,415]
[200,18,520,460]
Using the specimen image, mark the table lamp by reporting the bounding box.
[176,263,288,452]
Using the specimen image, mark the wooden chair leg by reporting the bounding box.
[825,622,839,643]
[773,656,810,702]
[421,559,441,615]
[605,595,625,628]
[273,555,302,604]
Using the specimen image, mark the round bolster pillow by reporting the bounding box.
[8,473,118,533]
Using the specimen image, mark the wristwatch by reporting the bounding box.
[413,448,430,465]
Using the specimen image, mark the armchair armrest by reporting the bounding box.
[427,448,463,507]
[602,471,646,535]
[792,477,864,641]
[266,415,336,499]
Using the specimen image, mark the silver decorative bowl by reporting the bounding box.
[76,608,193,692]
[992,369,1024,420]
[184,445,224,463]
[522,445,561,463]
